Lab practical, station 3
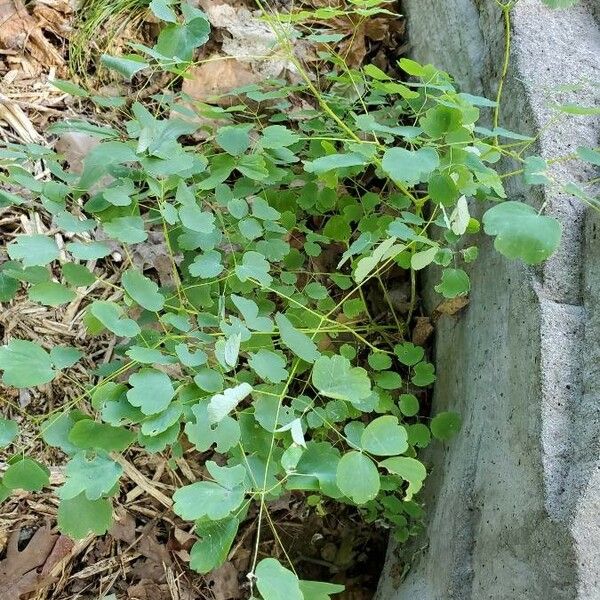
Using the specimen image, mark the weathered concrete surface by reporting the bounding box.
[377,1,600,599]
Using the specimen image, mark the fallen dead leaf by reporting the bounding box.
[130,231,177,288]
[54,132,99,174]
[434,296,470,317]
[0,525,57,600]
[127,579,171,600]
[40,534,75,576]
[182,56,262,106]
[199,2,297,80]
[0,0,64,68]
[167,526,195,561]
[110,511,173,568]
[412,316,434,346]
[109,508,137,545]
[32,1,73,38]
[207,561,241,600]
[337,22,367,68]
[138,532,172,568]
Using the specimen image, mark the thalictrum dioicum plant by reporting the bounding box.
[0,1,597,597]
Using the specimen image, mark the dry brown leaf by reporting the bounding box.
[138,532,172,568]
[337,22,367,68]
[32,2,72,37]
[207,561,241,600]
[363,17,390,42]
[0,0,64,68]
[168,527,195,554]
[127,579,171,600]
[109,508,137,545]
[0,525,58,600]
[434,296,470,316]
[130,231,178,288]
[412,316,434,346]
[112,514,173,584]
[130,559,167,584]
[39,535,75,576]
[54,132,99,174]
[198,3,295,79]
[182,57,262,106]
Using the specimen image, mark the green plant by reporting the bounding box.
[1,1,598,597]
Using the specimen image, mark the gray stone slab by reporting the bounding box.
[377,1,600,598]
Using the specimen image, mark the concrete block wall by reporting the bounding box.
[377,1,600,598]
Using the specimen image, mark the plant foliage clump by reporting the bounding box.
[0,0,598,596]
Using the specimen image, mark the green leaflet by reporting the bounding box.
[59,451,122,500]
[3,458,49,491]
[28,281,76,306]
[431,411,462,440]
[231,295,273,332]
[311,355,371,406]
[360,416,408,456]
[185,400,240,453]
[381,147,439,186]
[173,477,245,521]
[435,268,470,298]
[89,301,141,337]
[336,451,380,504]
[275,313,320,363]
[216,125,252,156]
[7,235,59,267]
[249,350,289,383]
[256,558,303,600]
[0,340,56,387]
[127,369,175,415]
[304,153,366,174]
[68,420,136,452]
[100,54,149,79]
[482,201,562,265]
[0,419,18,448]
[207,383,253,423]
[380,456,427,500]
[58,494,113,538]
[122,269,165,312]
[190,517,240,573]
